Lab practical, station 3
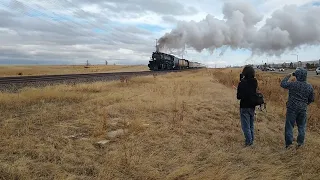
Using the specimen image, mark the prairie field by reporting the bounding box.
[0,68,319,180]
[0,65,148,77]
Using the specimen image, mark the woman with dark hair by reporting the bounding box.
[237,65,258,146]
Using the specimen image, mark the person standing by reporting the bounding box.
[237,65,258,146]
[280,68,314,148]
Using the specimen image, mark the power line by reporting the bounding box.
[45,0,149,46]
[28,0,131,45]
[40,0,114,32]
[28,0,114,34]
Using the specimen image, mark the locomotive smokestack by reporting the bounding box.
[155,39,159,52]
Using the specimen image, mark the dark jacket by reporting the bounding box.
[280,68,314,111]
[237,77,258,108]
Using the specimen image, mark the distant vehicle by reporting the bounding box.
[316,67,320,75]
[279,68,285,72]
[261,67,268,71]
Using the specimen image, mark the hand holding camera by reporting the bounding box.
[289,72,295,76]
[240,73,244,81]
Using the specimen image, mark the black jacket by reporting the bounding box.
[237,77,258,108]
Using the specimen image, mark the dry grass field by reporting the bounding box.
[0,68,319,180]
[0,65,148,77]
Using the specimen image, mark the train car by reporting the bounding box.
[188,62,202,68]
[175,58,189,69]
[188,62,195,68]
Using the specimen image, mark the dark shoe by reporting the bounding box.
[285,144,293,149]
[297,144,303,149]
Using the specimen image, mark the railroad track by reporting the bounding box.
[0,69,188,92]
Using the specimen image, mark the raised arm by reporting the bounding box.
[280,73,292,89]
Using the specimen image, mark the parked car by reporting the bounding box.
[316,67,320,75]
[279,68,285,72]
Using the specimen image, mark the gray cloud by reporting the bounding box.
[4,0,318,66]
[76,0,198,15]
[162,15,178,24]
[0,0,175,64]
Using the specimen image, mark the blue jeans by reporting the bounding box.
[285,108,307,147]
[240,108,255,145]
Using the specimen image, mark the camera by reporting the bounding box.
[292,72,295,76]
[240,73,244,81]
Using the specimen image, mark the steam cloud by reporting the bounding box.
[158,1,320,57]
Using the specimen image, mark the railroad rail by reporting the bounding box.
[0,69,189,92]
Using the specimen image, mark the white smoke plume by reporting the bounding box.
[158,1,320,57]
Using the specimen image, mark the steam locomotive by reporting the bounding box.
[148,47,204,71]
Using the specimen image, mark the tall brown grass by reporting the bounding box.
[0,69,319,179]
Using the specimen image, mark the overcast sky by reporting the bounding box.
[1,0,320,67]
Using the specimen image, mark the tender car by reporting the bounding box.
[316,67,320,75]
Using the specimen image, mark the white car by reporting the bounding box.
[279,68,285,72]
[316,67,320,75]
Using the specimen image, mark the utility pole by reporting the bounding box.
[291,53,299,66]
[182,43,186,59]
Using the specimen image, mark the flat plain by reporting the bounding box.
[0,65,148,77]
[0,68,319,180]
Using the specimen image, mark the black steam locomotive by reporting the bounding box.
[148,48,203,71]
